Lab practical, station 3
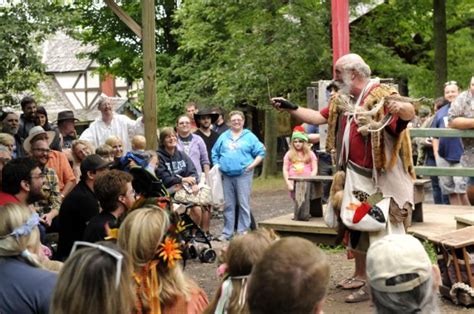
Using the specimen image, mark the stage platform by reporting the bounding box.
[259,204,473,244]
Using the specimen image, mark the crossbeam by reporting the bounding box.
[409,128,474,138]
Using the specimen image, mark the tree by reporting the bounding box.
[173,0,332,177]
[0,0,71,106]
[433,0,447,97]
[350,0,473,97]
[69,0,180,125]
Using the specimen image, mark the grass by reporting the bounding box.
[318,244,346,253]
[252,174,286,192]
[422,240,438,263]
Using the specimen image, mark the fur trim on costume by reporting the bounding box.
[325,84,414,176]
[329,170,345,211]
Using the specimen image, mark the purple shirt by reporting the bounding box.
[177,134,210,176]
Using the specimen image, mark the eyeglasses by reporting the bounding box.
[30,173,46,179]
[445,81,458,86]
[70,241,123,289]
[126,188,136,198]
[32,148,51,154]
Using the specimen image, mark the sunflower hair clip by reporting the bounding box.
[155,218,187,269]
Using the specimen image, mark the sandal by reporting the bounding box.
[336,277,366,290]
[345,285,370,303]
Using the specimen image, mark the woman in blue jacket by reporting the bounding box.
[212,111,265,241]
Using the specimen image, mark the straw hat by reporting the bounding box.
[23,126,56,153]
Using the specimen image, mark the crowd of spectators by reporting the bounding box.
[0,71,472,313]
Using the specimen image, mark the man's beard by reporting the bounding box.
[2,126,18,135]
[26,188,46,205]
[200,123,211,130]
[335,73,352,96]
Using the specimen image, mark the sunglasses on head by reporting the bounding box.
[70,241,123,289]
[444,81,458,86]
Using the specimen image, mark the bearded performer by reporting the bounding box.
[272,53,416,303]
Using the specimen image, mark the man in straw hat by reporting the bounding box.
[24,126,76,197]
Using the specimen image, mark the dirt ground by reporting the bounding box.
[185,187,472,313]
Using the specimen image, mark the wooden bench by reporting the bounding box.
[429,226,474,306]
[289,175,430,222]
[455,214,474,229]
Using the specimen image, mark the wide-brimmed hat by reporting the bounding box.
[57,110,79,123]
[23,126,56,153]
[194,108,219,127]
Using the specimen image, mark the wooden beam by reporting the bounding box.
[141,0,157,150]
[104,0,142,38]
[414,166,474,177]
[409,128,474,138]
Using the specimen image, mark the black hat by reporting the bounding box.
[80,154,112,175]
[194,107,219,127]
[129,167,167,198]
[57,110,79,123]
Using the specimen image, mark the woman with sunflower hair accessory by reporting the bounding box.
[118,205,208,314]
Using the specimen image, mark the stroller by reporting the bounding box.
[129,166,216,264]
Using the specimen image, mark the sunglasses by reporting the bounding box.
[444,81,458,86]
[70,241,123,289]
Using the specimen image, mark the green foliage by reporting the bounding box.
[351,0,473,97]
[0,0,71,105]
[170,0,332,115]
[318,243,346,253]
[69,0,143,82]
[70,0,181,126]
[422,240,438,264]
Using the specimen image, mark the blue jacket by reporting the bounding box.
[212,129,265,176]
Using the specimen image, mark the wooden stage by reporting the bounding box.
[259,204,473,244]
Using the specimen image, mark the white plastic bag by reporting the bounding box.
[209,165,224,206]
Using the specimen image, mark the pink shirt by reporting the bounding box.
[284,151,317,177]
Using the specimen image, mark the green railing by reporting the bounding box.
[409,128,474,177]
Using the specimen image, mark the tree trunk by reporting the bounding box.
[261,108,277,178]
[433,0,447,97]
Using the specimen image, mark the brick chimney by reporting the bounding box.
[101,74,116,97]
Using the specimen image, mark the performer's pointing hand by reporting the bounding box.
[271,97,299,111]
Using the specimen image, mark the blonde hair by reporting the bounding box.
[229,110,245,120]
[118,206,195,311]
[206,229,278,314]
[0,203,42,268]
[287,141,312,164]
[131,135,146,151]
[51,243,135,314]
[0,132,15,147]
[71,140,94,164]
[105,135,122,147]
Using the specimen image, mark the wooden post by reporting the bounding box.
[141,0,158,150]
[103,0,157,150]
[104,0,142,38]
